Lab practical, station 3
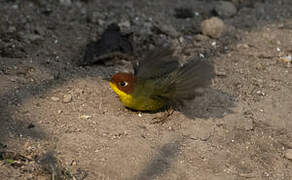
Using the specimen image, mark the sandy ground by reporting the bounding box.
[1,0,292,179]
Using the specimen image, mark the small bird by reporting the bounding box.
[108,47,214,112]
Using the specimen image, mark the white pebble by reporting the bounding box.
[285,149,292,160]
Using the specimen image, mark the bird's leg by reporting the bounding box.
[151,107,174,124]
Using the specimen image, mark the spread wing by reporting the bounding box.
[171,57,214,99]
[134,47,214,107]
[151,56,214,105]
[134,47,179,79]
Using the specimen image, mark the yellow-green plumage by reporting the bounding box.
[110,81,166,111]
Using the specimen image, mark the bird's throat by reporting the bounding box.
[110,82,132,102]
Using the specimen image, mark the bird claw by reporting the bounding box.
[151,116,169,124]
[150,109,174,124]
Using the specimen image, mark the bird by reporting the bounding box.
[108,47,214,113]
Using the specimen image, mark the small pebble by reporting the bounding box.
[11,4,19,9]
[280,55,292,67]
[63,94,72,103]
[7,26,16,33]
[215,71,227,77]
[239,172,257,178]
[71,160,77,166]
[285,149,292,160]
[193,34,209,41]
[200,17,225,39]
[118,21,131,28]
[80,115,91,120]
[199,53,205,58]
[20,33,43,43]
[179,36,184,43]
[51,97,60,102]
[211,41,216,47]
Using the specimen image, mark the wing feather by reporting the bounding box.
[135,47,214,106]
[134,47,179,79]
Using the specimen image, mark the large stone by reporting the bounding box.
[200,17,225,39]
[215,1,237,18]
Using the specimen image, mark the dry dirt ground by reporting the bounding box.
[1,0,292,180]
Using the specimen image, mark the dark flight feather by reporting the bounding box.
[134,47,179,79]
[171,57,214,101]
[147,50,214,106]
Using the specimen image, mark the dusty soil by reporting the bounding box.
[1,0,292,179]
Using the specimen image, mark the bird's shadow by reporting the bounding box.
[179,88,235,120]
[123,87,235,121]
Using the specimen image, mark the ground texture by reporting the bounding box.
[0,0,292,179]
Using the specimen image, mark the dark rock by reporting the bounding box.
[27,123,35,129]
[214,1,237,18]
[80,23,134,66]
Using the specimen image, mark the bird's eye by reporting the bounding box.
[119,81,128,87]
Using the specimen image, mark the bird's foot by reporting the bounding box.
[151,108,174,124]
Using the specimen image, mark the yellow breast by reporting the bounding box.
[109,82,165,111]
